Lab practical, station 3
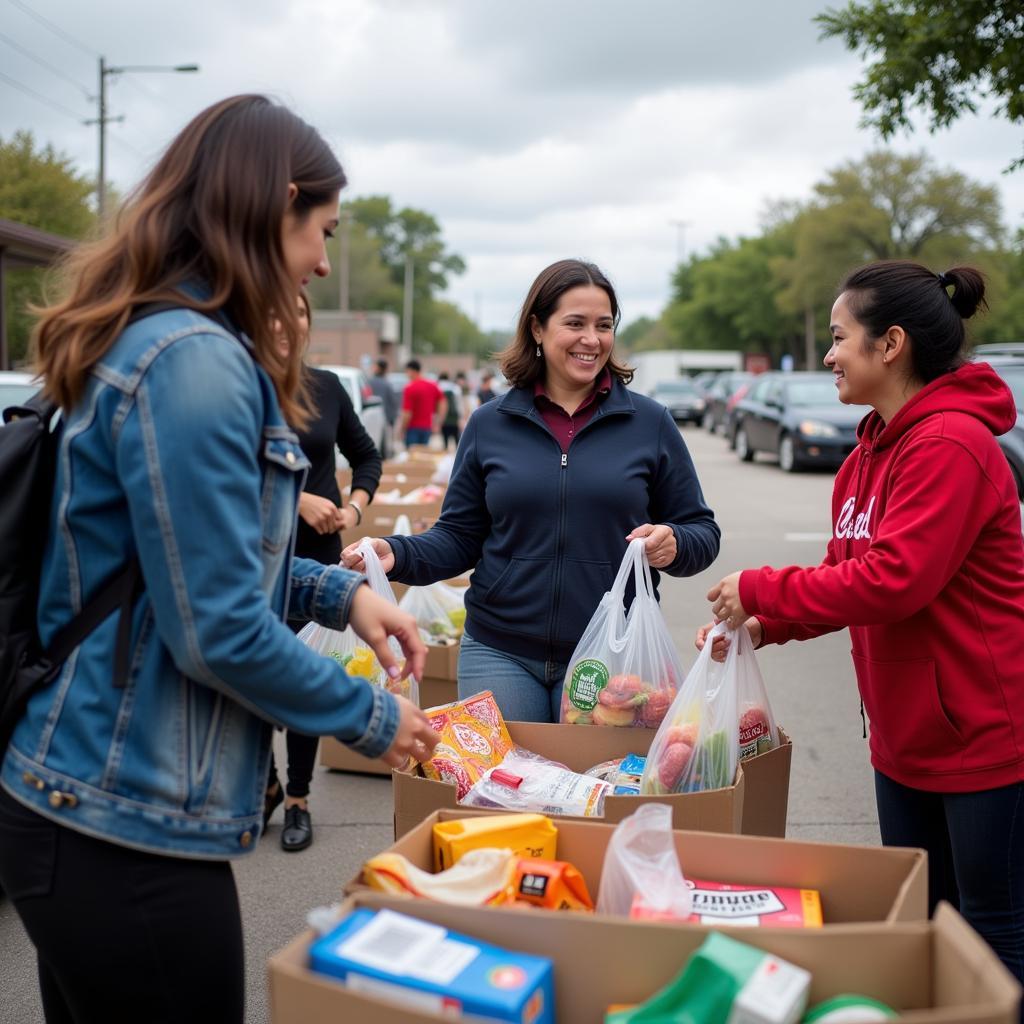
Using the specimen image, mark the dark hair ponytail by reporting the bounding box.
[839,260,987,384]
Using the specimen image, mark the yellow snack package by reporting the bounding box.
[432,813,558,871]
[420,691,515,799]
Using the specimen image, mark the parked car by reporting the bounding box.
[702,371,754,433]
[649,378,706,425]
[984,356,1024,499]
[319,364,387,463]
[722,380,754,447]
[0,371,39,423]
[974,343,1024,359]
[731,371,866,472]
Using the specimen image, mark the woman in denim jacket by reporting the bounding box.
[0,95,436,1023]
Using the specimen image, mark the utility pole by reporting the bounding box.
[669,218,690,265]
[88,58,198,219]
[337,208,352,312]
[402,249,414,353]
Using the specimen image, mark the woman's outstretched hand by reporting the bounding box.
[695,617,763,662]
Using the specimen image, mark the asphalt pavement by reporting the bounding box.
[0,424,880,1024]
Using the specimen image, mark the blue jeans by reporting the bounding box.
[875,771,1024,989]
[405,427,432,447]
[458,631,567,723]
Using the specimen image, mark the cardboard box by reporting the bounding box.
[343,508,440,544]
[740,726,792,838]
[318,643,462,777]
[393,721,746,838]
[320,736,392,777]
[268,898,1021,1024]
[354,808,927,926]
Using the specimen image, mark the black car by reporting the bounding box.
[732,372,867,472]
[702,371,753,433]
[984,356,1024,499]
[649,379,706,425]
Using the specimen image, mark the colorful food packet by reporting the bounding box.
[420,690,514,799]
[513,857,594,911]
[631,879,823,927]
[432,813,558,871]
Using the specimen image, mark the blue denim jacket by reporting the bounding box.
[0,308,399,859]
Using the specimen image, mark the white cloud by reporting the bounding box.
[1,0,1019,333]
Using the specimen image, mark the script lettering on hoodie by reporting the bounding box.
[835,495,876,540]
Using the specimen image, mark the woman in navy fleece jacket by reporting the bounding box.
[703,260,1024,991]
[344,259,720,722]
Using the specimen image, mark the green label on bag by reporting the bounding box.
[568,659,609,711]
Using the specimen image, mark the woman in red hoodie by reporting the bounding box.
[702,260,1024,984]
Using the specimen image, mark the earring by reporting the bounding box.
[535,345,542,358]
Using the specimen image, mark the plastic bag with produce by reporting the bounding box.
[297,540,418,704]
[559,538,683,729]
[398,581,466,643]
[639,621,741,796]
[596,803,692,919]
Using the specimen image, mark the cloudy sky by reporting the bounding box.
[2,0,1021,331]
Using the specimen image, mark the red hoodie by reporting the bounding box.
[739,362,1024,792]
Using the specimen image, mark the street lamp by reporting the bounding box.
[87,58,199,218]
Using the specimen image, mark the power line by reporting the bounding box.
[0,29,91,97]
[6,0,96,58]
[0,67,87,122]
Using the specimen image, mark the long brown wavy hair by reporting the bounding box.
[33,94,346,426]
[498,259,633,388]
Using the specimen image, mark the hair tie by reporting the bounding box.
[937,271,952,290]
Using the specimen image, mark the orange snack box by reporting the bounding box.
[420,690,515,800]
[514,858,594,912]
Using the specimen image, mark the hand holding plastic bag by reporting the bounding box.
[297,540,419,704]
[596,804,693,919]
[559,539,683,728]
[640,621,740,795]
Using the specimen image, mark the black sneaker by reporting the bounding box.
[281,804,313,852]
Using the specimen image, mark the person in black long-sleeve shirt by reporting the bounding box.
[265,293,383,851]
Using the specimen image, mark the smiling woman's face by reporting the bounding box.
[532,284,614,395]
[281,193,339,289]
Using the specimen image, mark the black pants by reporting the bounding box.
[875,771,1024,990]
[441,423,460,449]
[0,785,244,1024]
[268,729,320,798]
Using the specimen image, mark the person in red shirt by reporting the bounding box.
[400,359,446,448]
[700,260,1024,988]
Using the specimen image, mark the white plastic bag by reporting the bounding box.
[639,621,740,796]
[559,538,683,729]
[733,625,779,760]
[461,747,611,818]
[596,804,693,919]
[398,582,466,643]
[297,539,418,703]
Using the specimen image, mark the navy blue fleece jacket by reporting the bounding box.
[387,380,720,662]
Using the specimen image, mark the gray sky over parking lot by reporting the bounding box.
[1,0,1021,330]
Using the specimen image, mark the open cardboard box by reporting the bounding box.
[350,807,927,925]
[268,896,1021,1024]
[394,720,754,839]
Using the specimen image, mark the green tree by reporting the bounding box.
[341,196,468,353]
[817,0,1024,169]
[616,316,655,351]
[772,150,1004,365]
[0,131,95,365]
[660,231,805,365]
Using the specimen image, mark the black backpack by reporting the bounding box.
[0,303,240,755]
